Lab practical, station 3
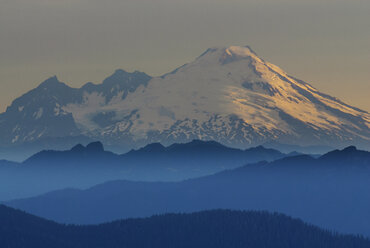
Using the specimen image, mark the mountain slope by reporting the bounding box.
[109,46,369,149]
[0,205,369,248]
[0,46,368,157]
[7,146,370,236]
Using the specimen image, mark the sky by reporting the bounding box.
[0,0,369,112]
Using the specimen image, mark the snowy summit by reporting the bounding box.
[0,46,369,152]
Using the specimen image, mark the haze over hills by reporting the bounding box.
[6,146,370,236]
[0,46,369,160]
[0,140,288,201]
[2,205,369,248]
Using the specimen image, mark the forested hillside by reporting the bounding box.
[0,205,369,248]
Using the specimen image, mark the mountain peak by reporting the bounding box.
[221,45,263,64]
[38,76,62,88]
[342,146,358,152]
[102,70,130,85]
[70,144,85,153]
[101,69,151,88]
[319,145,368,162]
[196,45,263,65]
[199,45,256,56]
[225,46,257,57]
[86,141,104,153]
[105,69,149,81]
[70,142,105,153]
[113,69,129,76]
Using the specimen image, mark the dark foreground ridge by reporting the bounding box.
[0,205,369,248]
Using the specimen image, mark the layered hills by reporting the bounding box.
[0,140,288,200]
[6,146,370,236]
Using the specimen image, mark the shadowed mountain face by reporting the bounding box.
[0,140,287,201]
[0,46,369,161]
[6,146,370,237]
[0,205,369,248]
[0,70,152,161]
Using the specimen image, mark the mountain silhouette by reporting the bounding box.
[0,140,287,201]
[6,146,370,236]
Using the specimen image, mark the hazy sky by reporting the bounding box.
[1,0,369,112]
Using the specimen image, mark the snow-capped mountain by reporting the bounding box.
[1,46,369,154]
